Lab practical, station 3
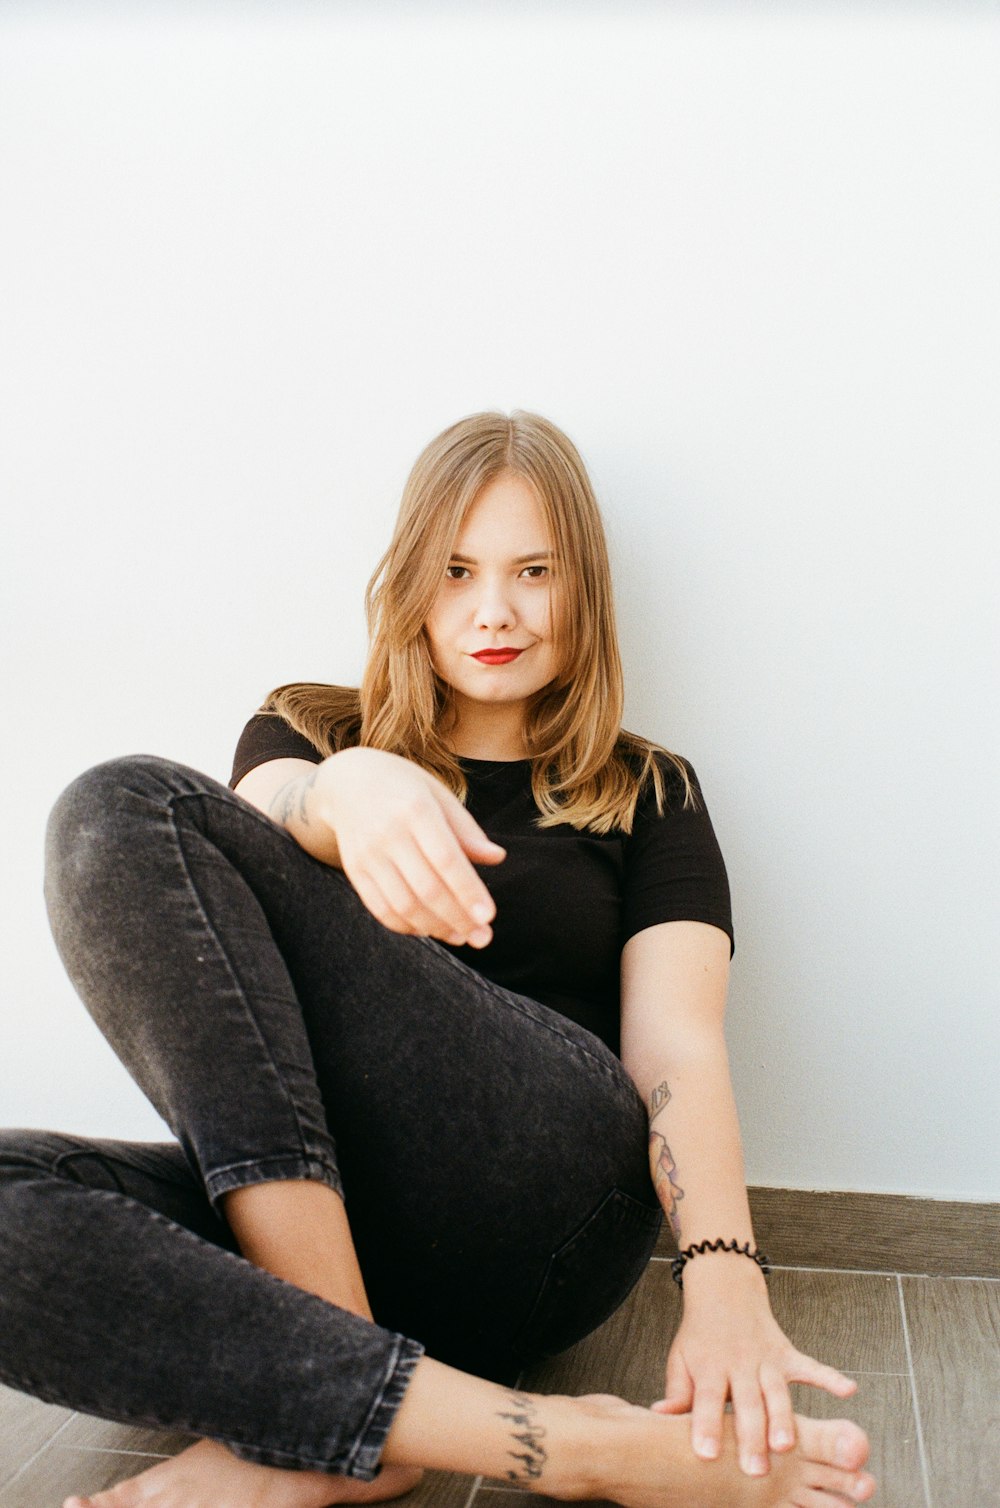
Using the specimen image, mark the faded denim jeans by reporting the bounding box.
[0,754,662,1478]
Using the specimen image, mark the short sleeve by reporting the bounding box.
[620,755,735,956]
[228,712,324,790]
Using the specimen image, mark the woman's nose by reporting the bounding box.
[473,587,517,628]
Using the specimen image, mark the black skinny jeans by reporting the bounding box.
[0,754,662,1478]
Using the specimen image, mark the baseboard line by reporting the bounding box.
[653,1186,1000,1278]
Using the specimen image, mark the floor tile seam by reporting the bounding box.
[896,1272,934,1508]
[651,1258,1000,1282]
[772,1263,1000,1283]
[811,1369,909,1377]
[0,1410,79,1491]
[462,1473,486,1508]
[50,1443,172,1458]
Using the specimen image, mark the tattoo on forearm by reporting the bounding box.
[650,1128,686,1240]
[269,772,317,827]
[269,780,295,824]
[496,1392,547,1483]
[650,1080,672,1117]
[296,769,318,823]
[648,1080,685,1241]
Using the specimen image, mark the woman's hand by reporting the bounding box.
[650,1257,858,1477]
[319,747,506,947]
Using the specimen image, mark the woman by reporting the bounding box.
[0,411,875,1508]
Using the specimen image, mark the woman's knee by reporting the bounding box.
[46,754,175,851]
[43,753,212,894]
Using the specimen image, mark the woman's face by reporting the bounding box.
[423,471,564,758]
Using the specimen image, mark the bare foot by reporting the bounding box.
[575,1395,876,1507]
[61,1436,423,1508]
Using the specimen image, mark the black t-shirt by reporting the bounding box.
[229,713,734,1057]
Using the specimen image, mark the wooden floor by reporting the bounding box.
[2,1256,998,1507]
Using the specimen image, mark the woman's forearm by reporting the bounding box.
[644,1030,756,1250]
[268,762,344,869]
[645,1034,770,1307]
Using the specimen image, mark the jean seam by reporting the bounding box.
[340,1333,427,1478]
[415,934,619,1077]
[165,792,331,1184]
[204,1154,345,1204]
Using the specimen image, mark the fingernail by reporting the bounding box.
[469,927,491,946]
[471,902,492,924]
[772,1429,794,1448]
[743,1454,768,1476]
[695,1437,719,1459]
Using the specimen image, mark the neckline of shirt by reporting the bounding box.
[457,755,532,768]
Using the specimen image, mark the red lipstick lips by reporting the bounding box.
[472,649,523,664]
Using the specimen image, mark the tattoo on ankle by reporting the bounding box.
[496,1392,547,1483]
[648,1080,685,1241]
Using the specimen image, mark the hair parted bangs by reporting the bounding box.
[257,408,696,835]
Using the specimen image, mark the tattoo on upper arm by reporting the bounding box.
[496,1392,547,1483]
[648,1079,685,1241]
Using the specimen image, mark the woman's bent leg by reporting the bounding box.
[43,756,344,1211]
[0,1130,423,1477]
[39,753,661,1445]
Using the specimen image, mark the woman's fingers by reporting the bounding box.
[327,750,504,943]
[789,1351,859,1398]
[413,822,501,938]
[686,1363,802,1475]
[688,1376,728,1461]
[729,1374,772,1476]
[368,847,488,944]
[650,1349,694,1414]
[760,1364,797,1452]
[345,797,500,943]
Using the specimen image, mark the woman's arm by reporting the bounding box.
[621,922,752,1249]
[233,756,344,868]
[619,921,856,1479]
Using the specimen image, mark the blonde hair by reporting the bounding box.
[258,409,696,835]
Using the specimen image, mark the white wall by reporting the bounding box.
[2,2,997,1199]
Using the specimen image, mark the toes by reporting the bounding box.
[802,1461,878,1503]
[801,1415,870,1472]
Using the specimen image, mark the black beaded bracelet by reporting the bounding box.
[670,1237,771,1288]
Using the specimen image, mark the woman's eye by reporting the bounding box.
[445,565,549,580]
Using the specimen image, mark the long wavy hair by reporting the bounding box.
[257,409,695,834]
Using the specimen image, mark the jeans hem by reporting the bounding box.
[340,1334,428,1479]
[203,1154,345,1211]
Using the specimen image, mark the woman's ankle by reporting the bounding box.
[530,1392,641,1502]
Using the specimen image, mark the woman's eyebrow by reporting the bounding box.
[449,551,556,564]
